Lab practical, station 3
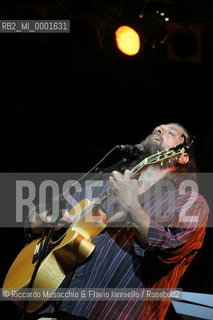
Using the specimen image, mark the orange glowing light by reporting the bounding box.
[115,25,140,56]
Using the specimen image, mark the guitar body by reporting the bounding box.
[3,199,107,312]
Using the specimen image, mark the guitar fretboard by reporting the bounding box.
[69,144,185,225]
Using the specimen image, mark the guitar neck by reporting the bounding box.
[70,158,147,224]
[70,143,186,224]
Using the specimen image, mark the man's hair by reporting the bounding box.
[166,124,197,187]
[173,123,197,173]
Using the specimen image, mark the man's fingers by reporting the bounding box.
[124,169,130,179]
[112,170,130,182]
[112,170,122,181]
[59,210,74,224]
[39,211,48,222]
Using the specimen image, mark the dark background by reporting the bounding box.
[0,0,213,319]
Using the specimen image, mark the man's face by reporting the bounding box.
[142,123,187,151]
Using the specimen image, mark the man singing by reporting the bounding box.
[24,123,209,320]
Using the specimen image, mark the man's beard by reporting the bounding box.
[120,134,177,173]
[140,135,165,159]
[139,135,177,169]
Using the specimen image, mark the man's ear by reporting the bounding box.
[177,152,189,164]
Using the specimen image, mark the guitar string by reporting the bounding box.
[67,145,185,226]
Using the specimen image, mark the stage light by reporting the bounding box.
[115,25,141,56]
[85,2,170,60]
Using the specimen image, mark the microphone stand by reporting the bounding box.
[16,145,123,320]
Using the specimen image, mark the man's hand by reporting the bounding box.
[30,209,74,234]
[110,170,141,217]
[110,169,150,247]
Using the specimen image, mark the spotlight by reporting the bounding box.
[113,12,168,59]
[114,25,141,56]
[96,2,170,60]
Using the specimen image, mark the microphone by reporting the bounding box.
[115,144,144,154]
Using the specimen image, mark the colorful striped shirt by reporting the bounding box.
[26,177,209,320]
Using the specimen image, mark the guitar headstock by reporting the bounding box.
[130,144,186,177]
[145,144,186,166]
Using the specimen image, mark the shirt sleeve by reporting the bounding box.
[136,192,209,263]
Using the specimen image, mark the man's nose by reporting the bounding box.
[155,127,163,135]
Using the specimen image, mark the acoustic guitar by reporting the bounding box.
[3,144,186,312]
